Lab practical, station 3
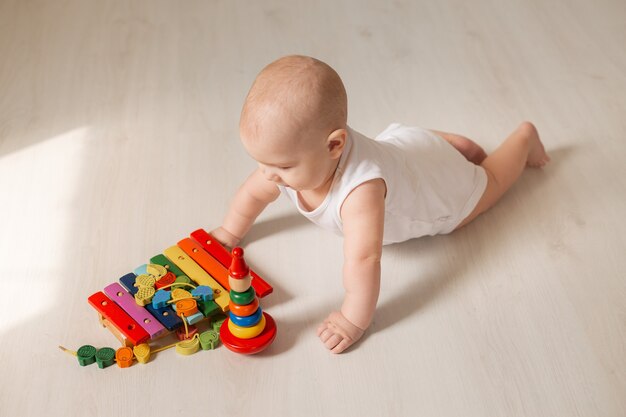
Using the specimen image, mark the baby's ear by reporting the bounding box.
[327,128,347,158]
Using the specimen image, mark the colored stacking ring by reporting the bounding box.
[95,347,116,369]
[228,275,252,293]
[229,307,263,327]
[230,287,255,306]
[228,314,266,339]
[229,297,259,317]
[220,312,277,355]
[76,345,97,366]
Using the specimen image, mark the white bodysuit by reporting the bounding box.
[278,123,488,245]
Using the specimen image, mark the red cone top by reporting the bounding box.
[229,247,250,279]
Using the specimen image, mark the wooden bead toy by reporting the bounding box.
[176,324,198,341]
[95,347,116,369]
[134,264,148,276]
[135,274,156,288]
[199,330,219,350]
[175,334,200,355]
[74,229,276,366]
[76,345,97,366]
[191,285,213,302]
[146,263,167,279]
[152,290,171,309]
[155,272,176,290]
[175,299,198,317]
[115,347,134,368]
[133,343,151,364]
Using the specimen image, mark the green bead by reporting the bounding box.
[212,315,227,332]
[76,345,97,367]
[172,275,191,289]
[230,287,255,306]
[199,330,220,350]
[95,347,116,369]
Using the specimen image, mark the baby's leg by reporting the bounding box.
[455,121,550,229]
[431,130,488,165]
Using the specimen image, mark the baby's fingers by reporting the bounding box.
[316,322,329,337]
[317,328,333,343]
[331,338,352,354]
[324,333,343,351]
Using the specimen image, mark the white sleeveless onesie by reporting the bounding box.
[278,123,488,245]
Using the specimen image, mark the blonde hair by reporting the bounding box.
[240,55,347,140]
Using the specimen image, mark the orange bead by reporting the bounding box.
[115,346,134,368]
[228,297,259,317]
[175,299,198,317]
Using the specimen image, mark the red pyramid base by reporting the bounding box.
[220,312,277,354]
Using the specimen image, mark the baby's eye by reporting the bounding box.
[279,166,292,170]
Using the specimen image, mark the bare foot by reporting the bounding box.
[519,122,551,167]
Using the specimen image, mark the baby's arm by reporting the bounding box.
[316,179,386,353]
[212,168,280,247]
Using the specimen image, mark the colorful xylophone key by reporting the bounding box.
[162,245,230,312]
[88,292,150,346]
[190,229,273,297]
[103,283,168,340]
[118,272,183,332]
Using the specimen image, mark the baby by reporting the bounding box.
[211,55,550,354]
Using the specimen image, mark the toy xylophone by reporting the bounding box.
[60,229,277,368]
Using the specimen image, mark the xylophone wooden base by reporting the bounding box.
[220,312,277,355]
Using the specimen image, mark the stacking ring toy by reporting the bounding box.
[229,297,259,317]
[229,307,263,327]
[230,287,255,305]
[228,314,266,339]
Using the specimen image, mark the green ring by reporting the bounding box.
[230,287,255,306]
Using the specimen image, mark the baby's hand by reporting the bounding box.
[316,311,365,354]
[209,226,241,249]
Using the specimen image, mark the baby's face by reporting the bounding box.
[241,122,338,193]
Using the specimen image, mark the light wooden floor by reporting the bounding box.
[1,1,625,416]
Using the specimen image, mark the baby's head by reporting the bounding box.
[240,55,348,191]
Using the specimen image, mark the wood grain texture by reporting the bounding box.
[0,1,624,416]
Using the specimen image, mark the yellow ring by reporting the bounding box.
[227,314,266,339]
